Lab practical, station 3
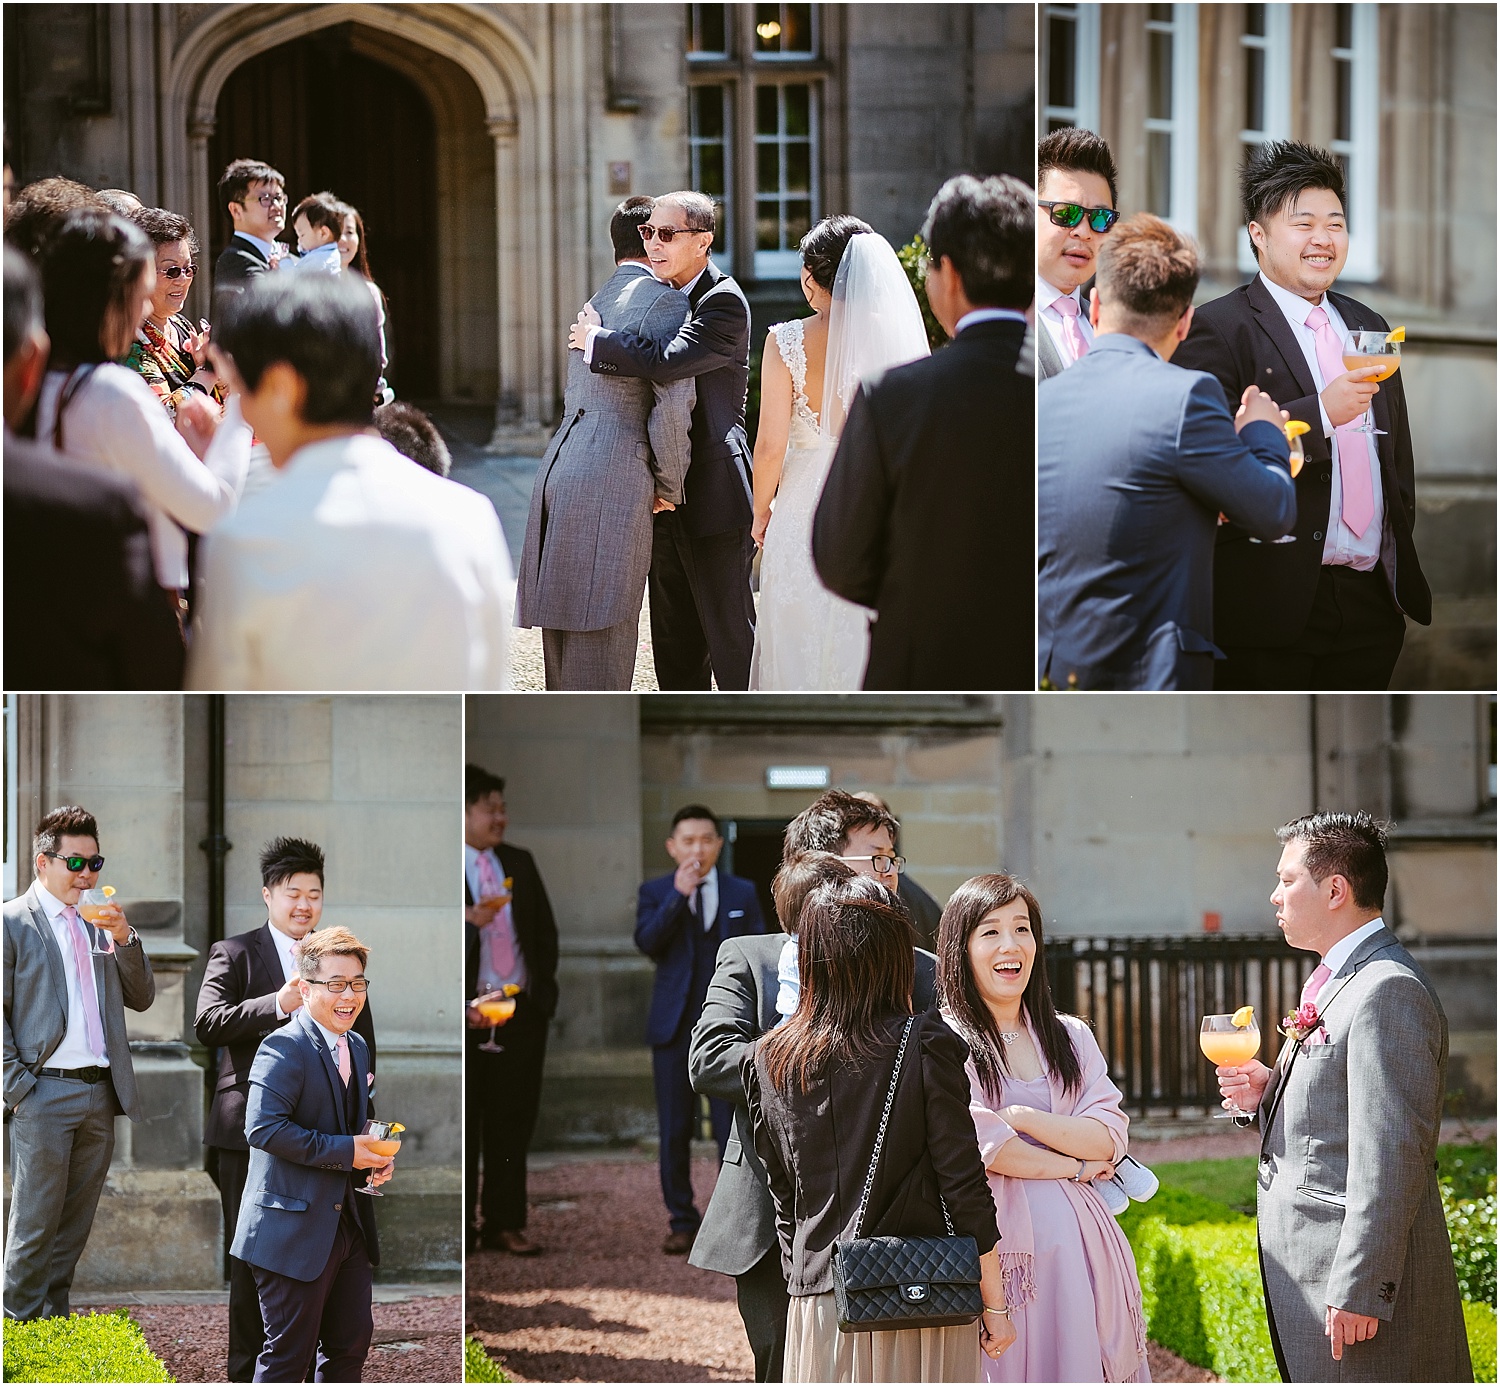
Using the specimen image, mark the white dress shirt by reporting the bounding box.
[35,882,108,1069]
[1036,276,1094,365]
[685,867,719,931]
[187,433,514,690]
[269,921,301,1020]
[465,844,530,993]
[233,230,284,266]
[309,1016,351,1075]
[1256,272,1383,570]
[956,308,1028,334]
[34,367,251,590]
[1315,916,1389,1006]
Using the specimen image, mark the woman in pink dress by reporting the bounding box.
[938,874,1150,1383]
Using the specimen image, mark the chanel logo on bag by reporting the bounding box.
[903,1284,928,1302]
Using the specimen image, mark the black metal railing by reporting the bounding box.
[1045,935,1305,1116]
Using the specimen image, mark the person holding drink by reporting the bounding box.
[3,805,155,1320]
[464,764,559,1256]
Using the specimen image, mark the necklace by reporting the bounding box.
[999,1030,1022,1043]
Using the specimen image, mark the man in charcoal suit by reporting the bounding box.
[689,790,939,1379]
[1173,141,1430,689]
[812,175,1033,690]
[1216,812,1470,1382]
[464,765,559,1255]
[231,928,391,1382]
[571,191,756,690]
[638,805,765,1254]
[3,805,155,1320]
[517,196,694,689]
[195,837,378,1381]
[211,159,288,308]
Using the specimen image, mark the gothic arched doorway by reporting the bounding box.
[210,25,441,398]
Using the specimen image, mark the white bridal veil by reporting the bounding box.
[820,232,932,441]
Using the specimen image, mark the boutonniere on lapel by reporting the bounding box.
[1281,1002,1329,1047]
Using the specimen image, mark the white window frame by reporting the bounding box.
[1143,5,1199,235]
[689,82,735,272]
[1041,3,1101,137]
[752,80,820,280]
[751,3,818,61]
[686,3,731,61]
[1237,4,1292,273]
[1333,3,1379,282]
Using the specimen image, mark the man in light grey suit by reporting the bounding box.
[516,196,694,689]
[3,804,155,1320]
[1217,812,1471,1383]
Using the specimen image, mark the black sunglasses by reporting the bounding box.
[1040,200,1120,233]
[158,264,196,280]
[639,224,710,243]
[44,851,105,872]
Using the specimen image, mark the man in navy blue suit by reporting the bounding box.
[636,804,765,1254]
[1038,213,1298,690]
[231,927,393,1383]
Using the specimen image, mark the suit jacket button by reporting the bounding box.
[334,1203,342,1211]
[1313,531,1323,541]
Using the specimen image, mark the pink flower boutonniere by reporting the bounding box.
[1281,1002,1323,1043]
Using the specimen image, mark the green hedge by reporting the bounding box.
[1440,1142,1498,1306]
[464,1335,508,1383]
[2,1308,173,1383]
[1466,1301,1497,1384]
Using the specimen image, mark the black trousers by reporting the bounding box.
[648,511,755,691]
[736,1246,791,1382]
[252,1214,373,1383]
[465,1002,548,1237]
[215,1146,265,1382]
[1216,565,1406,690]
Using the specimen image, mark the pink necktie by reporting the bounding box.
[476,851,517,978]
[1301,963,1332,1011]
[1052,293,1089,363]
[63,906,106,1061]
[335,1033,351,1086]
[1305,305,1375,537]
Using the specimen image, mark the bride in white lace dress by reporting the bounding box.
[749,218,931,690]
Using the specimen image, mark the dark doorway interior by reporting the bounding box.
[724,817,792,933]
[211,25,439,397]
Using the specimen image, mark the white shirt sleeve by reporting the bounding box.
[582,325,603,365]
[186,527,256,690]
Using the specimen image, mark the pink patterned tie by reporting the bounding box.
[1300,963,1332,1011]
[1052,293,1089,364]
[335,1033,351,1086]
[63,906,106,1061]
[1305,305,1375,537]
[476,851,516,979]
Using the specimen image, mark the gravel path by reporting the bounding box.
[88,1292,462,1383]
[467,1151,1225,1383]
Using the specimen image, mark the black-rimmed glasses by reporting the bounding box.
[305,978,370,994]
[1039,200,1120,233]
[44,852,105,873]
[838,854,907,875]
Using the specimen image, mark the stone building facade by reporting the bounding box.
[1,694,463,1290]
[1041,3,1497,689]
[4,2,1032,439]
[466,692,1497,1147]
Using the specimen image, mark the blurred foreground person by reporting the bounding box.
[189,274,513,689]
[3,246,184,688]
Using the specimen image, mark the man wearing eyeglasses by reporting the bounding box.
[3,804,155,1321]
[212,159,289,306]
[1036,128,1120,381]
[195,837,378,1381]
[231,926,389,1381]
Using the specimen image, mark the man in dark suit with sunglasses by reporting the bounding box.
[1172,141,1430,689]
[1036,128,1119,382]
[570,191,756,691]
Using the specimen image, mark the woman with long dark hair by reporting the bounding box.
[335,199,392,401]
[747,875,1014,1382]
[938,875,1148,1383]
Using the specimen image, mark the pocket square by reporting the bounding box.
[728,910,744,918]
[1304,1027,1331,1047]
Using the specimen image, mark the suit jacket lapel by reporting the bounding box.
[688,262,721,313]
[27,887,71,1019]
[298,1008,350,1133]
[1245,276,1319,404]
[1036,316,1066,380]
[253,922,287,1001]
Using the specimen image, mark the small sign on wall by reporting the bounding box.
[607,161,632,195]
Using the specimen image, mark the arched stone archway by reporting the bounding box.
[162,3,554,432]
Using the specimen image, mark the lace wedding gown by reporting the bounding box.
[749,317,872,690]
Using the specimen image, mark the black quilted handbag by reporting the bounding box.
[832,1017,983,1333]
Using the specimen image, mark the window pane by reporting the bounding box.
[754,3,783,52]
[693,85,724,139]
[1334,58,1352,142]
[756,84,779,134]
[1334,3,1353,49]
[782,3,813,53]
[1148,3,1174,23]
[785,200,812,246]
[1048,116,1074,134]
[756,202,780,250]
[784,84,810,136]
[1244,45,1265,131]
[1048,15,1077,109]
[1244,3,1266,38]
[1149,30,1174,121]
[757,140,780,194]
[1147,129,1172,217]
[698,146,725,198]
[785,141,811,194]
[689,3,727,54]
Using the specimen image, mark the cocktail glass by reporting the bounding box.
[476,991,516,1053]
[1341,329,1401,436]
[357,1119,404,1196]
[1200,1012,1261,1119]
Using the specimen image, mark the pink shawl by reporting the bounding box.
[944,1010,1148,1383]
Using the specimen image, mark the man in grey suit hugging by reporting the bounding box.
[516,195,694,690]
[3,804,155,1321]
[1216,812,1470,1382]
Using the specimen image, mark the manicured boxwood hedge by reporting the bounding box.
[1,1308,173,1383]
[1466,1301,1497,1384]
[464,1334,508,1383]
